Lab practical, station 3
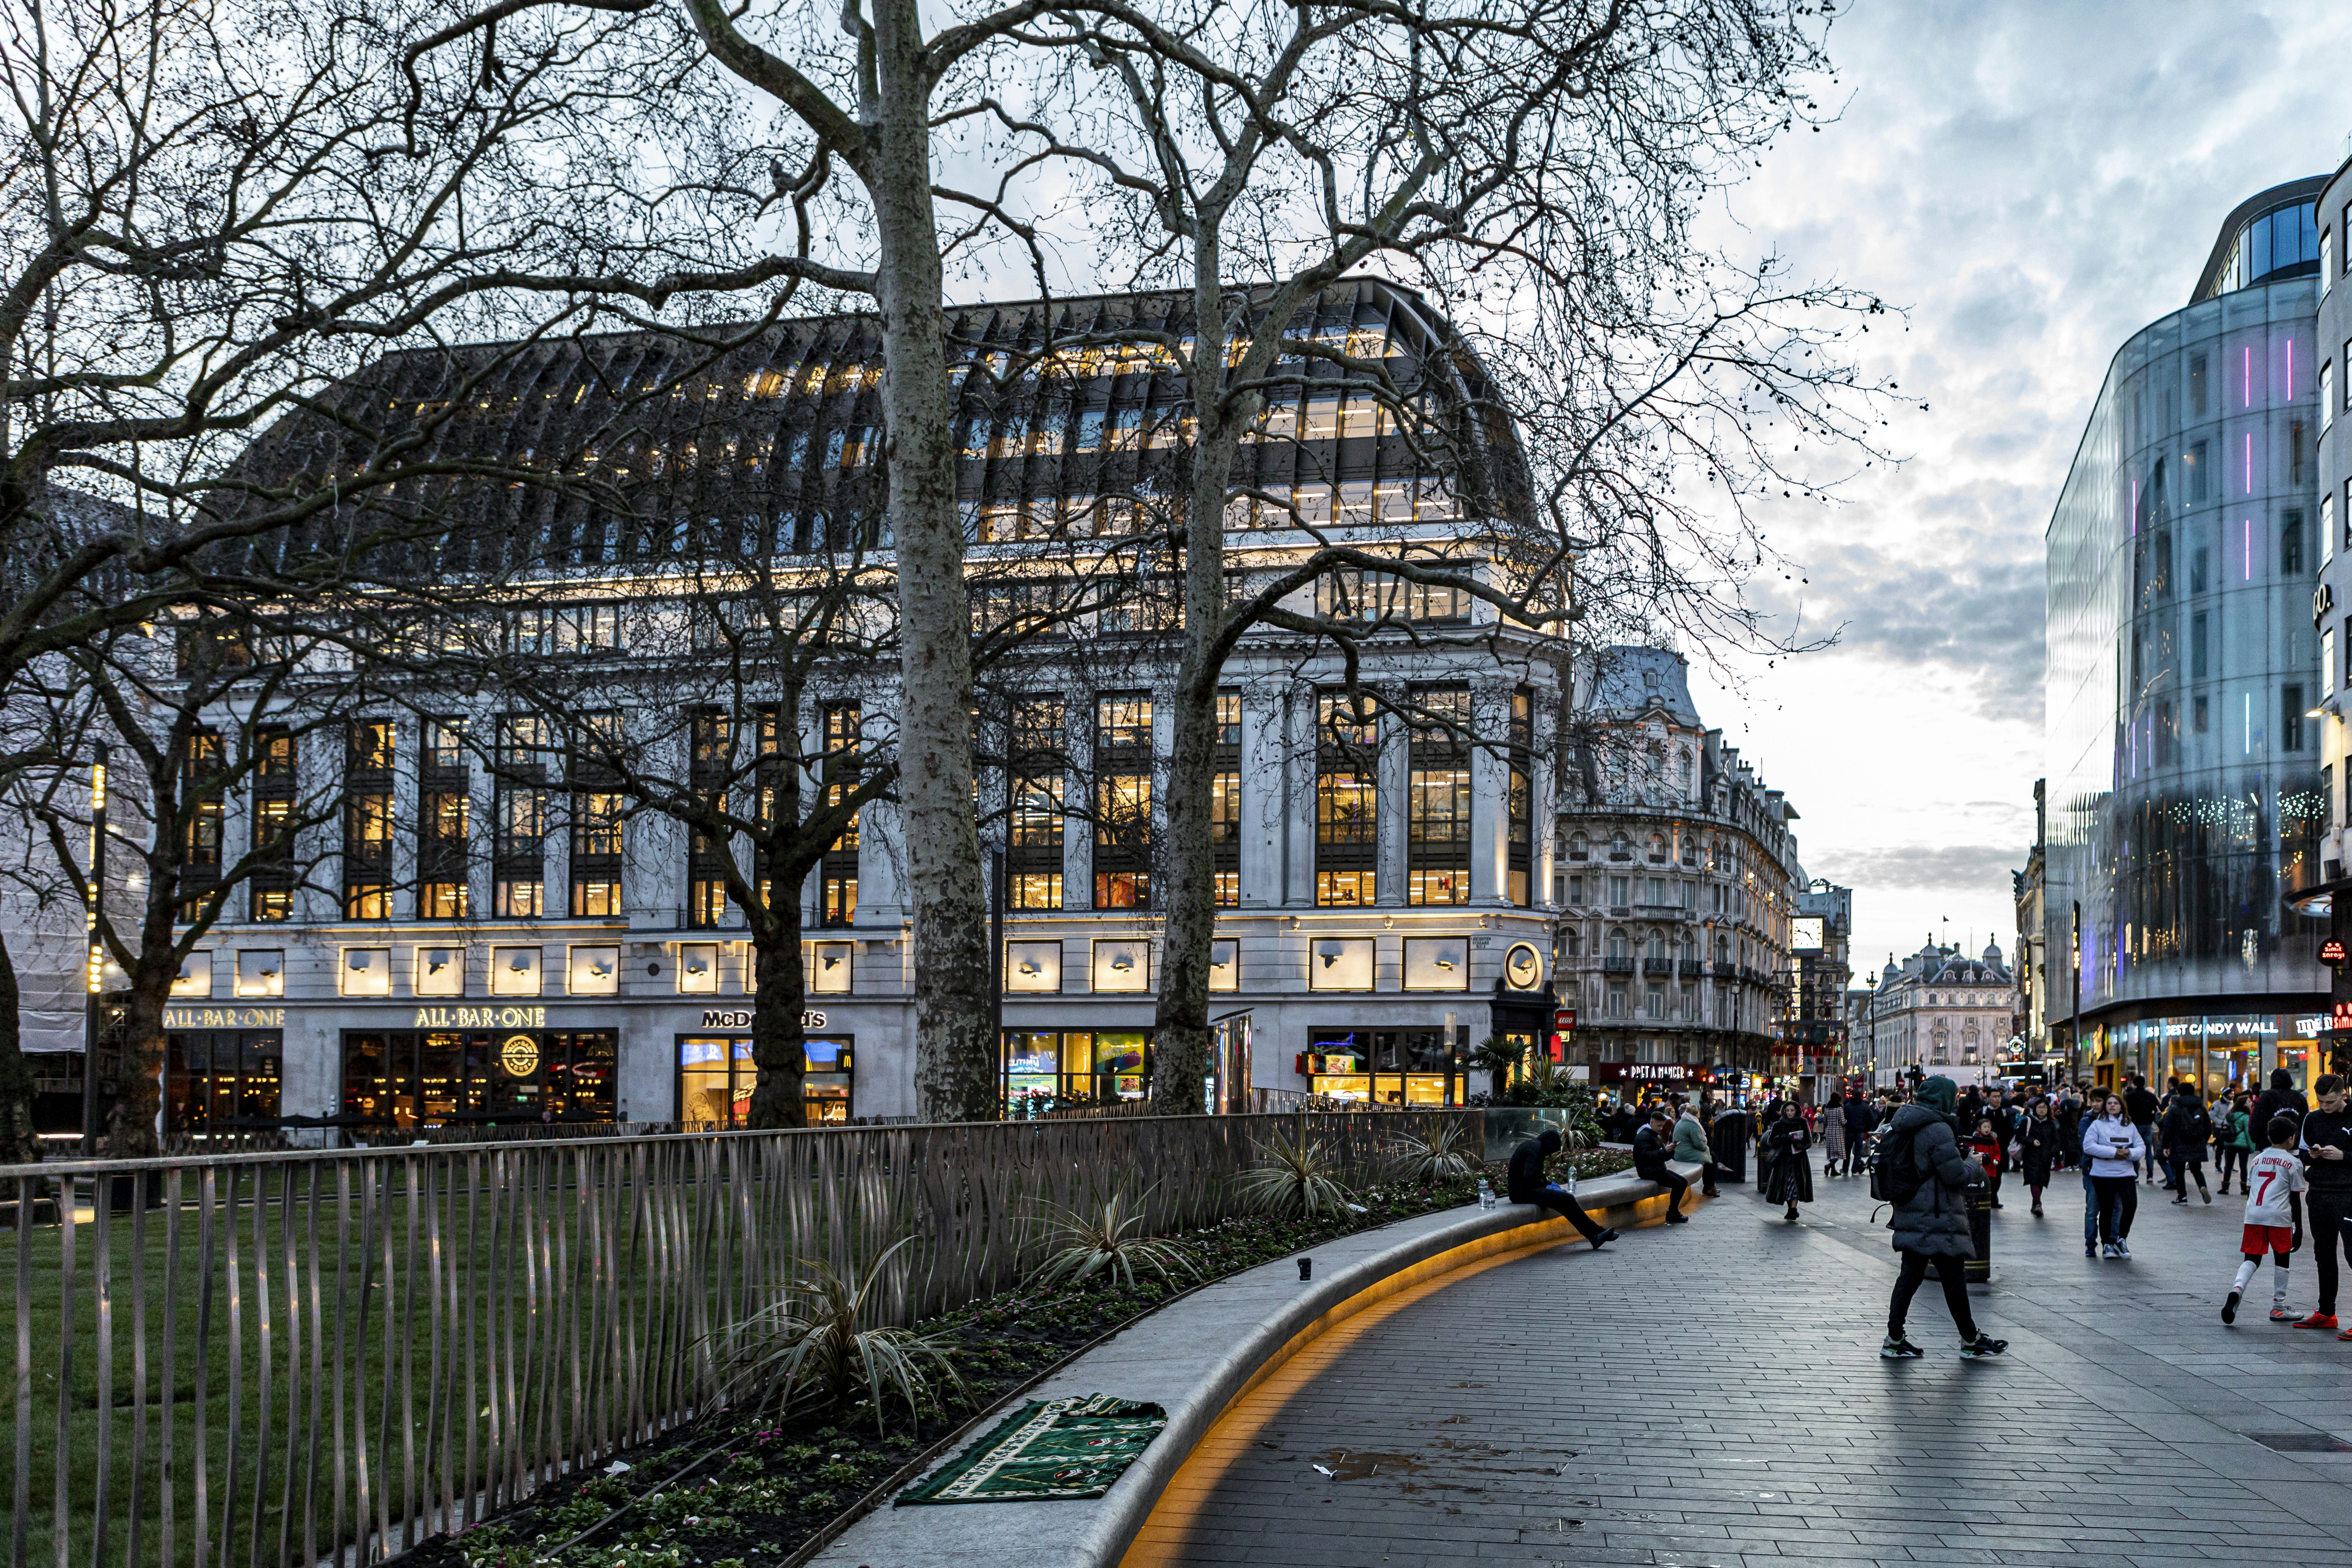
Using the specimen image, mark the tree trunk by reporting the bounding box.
[1150,281,1245,1114]
[868,0,994,1123]
[744,918,811,1129]
[108,961,169,1158]
[0,931,41,1164]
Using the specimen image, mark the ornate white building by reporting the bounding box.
[1855,938,2022,1090]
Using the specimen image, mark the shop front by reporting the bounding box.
[676,1034,855,1126]
[340,1027,616,1127]
[1589,1061,1738,1100]
[2101,1012,2331,1100]
[1301,1026,1464,1105]
[1001,1031,1152,1109]
[165,1029,283,1136]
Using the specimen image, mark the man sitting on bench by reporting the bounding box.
[1505,1127,1618,1250]
[1633,1109,1693,1224]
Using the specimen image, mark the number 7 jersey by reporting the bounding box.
[2245,1148,2307,1226]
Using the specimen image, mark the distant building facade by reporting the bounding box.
[1551,647,1800,1098]
[1857,939,2020,1092]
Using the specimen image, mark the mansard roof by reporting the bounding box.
[220,278,1533,580]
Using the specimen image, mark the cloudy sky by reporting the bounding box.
[1678,0,2352,978]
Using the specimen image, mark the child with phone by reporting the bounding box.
[2224,1114,2307,1324]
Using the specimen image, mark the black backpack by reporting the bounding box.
[1870,1120,1927,1206]
[2180,1105,2212,1146]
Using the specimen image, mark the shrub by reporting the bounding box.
[1380,1119,1481,1182]
[1233,1127,1351,1219]
[1027,1187,1201,1290]
[708,1237,965,1432]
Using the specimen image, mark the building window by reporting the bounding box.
[1211,690,1241,905]
[2328,630,2338,701]
[2191,611,2208,679]
[570,791,624,918]
[1009,698,1065,910]
[1507,688,1534,905]
[1605,983,1627,1018]
[2283,684,2306,753]
[1609,875,1629,906]
[1315,692,1377,906]
[2324,362,2335,431]
[1314,570,1470,626]
[1093,694,1153,909]
[819,703,861,927]
[2283,510,2305,574]
[1407,686,1470,906]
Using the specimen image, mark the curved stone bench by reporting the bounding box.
[808,1163,1709,1568]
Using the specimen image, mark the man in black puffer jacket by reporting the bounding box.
[1882,1076,2008,1361]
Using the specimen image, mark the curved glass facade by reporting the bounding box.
[2212,201,2321,297]
[2046,275,2325,1030]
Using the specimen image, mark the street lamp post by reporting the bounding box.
[82,742,109,1155]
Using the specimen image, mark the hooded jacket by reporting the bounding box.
[1887,1079,1980,1256]
[1506,1129,1563,1203]
[2254,1069,2309,1147]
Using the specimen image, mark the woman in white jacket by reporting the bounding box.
[2082,1093,2146,1258]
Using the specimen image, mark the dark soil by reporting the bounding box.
[414,1162,1602,1568]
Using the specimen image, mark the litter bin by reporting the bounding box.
[1965,1177,1992,1284]
[1710,1110,1747,1184]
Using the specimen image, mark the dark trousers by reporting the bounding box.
[1522,1185,1605,1241]
[2218,1146,2249,1188]
[1690,1160,1724,1195]
[1889,1249,1978,1342]
[2133,1125,2158,1180]
[1642,1167,1689,1215]
[2091,1174,2137,1244]
[2310,1190,2352,1314]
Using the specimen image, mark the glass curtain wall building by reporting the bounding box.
[2045,176,2329,1097]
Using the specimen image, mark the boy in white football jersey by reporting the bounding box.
[2225,1115,2307,1324]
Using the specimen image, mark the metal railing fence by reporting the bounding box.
[3,1109,1477,1568]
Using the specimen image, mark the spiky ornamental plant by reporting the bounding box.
[710,1238,964,1431]
[1233,1127,1353,1220]
[1027,1188,1201,1290]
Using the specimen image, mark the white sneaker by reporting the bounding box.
[2114,1240,2131,1260]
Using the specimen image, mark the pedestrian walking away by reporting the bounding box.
[2124,1075,2161,1185]
[2164,1085,2215,1205]
[2224,1115,2306,1325]
[1505,1128,1618,1250]
[1818,1098,1847,1178]
[1843,1090,1878,1178]
[1673,1103,1723,1197]
[1764,1099,1815,1221]
[1633,1110,1691,1223]
[2018,1098,2059,1216]
[2254,1068,2309,1156]
[2217,1092,2254,1196]
[1879,1075,2007,1360]
[2293,1075,2352,1333]
[2082,1093,2146,1258]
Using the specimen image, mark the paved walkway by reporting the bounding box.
[1122,1156,2352,1566]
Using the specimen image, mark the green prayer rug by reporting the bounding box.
[895,1394,1167,1505]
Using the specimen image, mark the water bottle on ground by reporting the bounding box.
[1477,1177,1496,1211]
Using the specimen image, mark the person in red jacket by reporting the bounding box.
[1970,1115,2005,1209]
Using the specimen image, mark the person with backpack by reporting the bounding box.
[2217,1091,2255,1196]
[1879,1076,2007,1360]
[2083,1093,2146,1258]
[2163,1086,2214,1205]
[1842,1091,1876,1177]
[2255,1068,2308,1154]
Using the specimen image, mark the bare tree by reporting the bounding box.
[933,0,1909,1109]
[29,613,368,1154]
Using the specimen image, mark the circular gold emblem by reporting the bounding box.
[499,1033,541,1078]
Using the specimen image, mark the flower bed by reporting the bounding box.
[429,1168,1550,1568]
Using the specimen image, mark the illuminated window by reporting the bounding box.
[1316,693,1377,907]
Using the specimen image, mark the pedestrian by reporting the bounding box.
[1764,1099,1814,1221]
[1673,1101,1723,1197]
[1819,1095,1847,1177]
[2293,1075,2352,1334]
[1880,1075,2008,1360]
[2017,1098,2059,1216]
[1632,1109,1692,1224]
[2124,1075,2161,1185]
[2224,1114,2306,1325]
[2254,1068,2309,1151]
[2083,1093,2146,1259]
[1967,1115,2004,1209]
[2217,1092,2254,1195]
[2163,1085,2215,1205]
[1843,1090,1876,1177]
[1504,1127,1619,1250]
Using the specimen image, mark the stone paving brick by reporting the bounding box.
[1119,1162,2352,1567]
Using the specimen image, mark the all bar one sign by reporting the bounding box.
[411,1006,549,1028]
